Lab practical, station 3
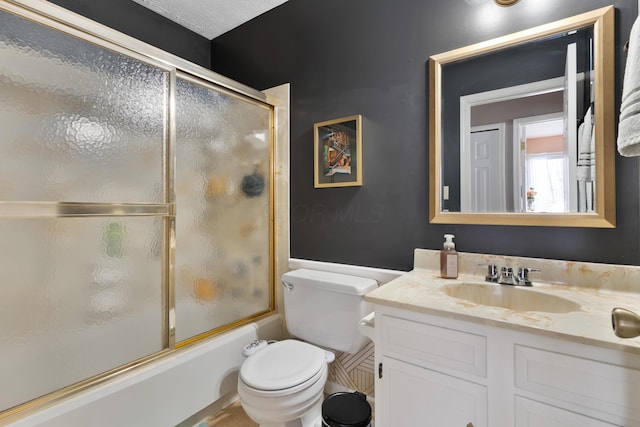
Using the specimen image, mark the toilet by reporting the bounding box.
[237,268,378,427]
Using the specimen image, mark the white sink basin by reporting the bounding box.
[441,282,581,314]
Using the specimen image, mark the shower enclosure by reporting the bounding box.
[0,0,274,418]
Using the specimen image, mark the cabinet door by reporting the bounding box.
[381,356,487,427]
[515,397,619,427]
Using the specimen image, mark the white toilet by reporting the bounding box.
[237,268,378,427]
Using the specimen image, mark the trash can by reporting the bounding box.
[322,391,372,427]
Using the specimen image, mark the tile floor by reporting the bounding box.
[194,394,374,426]
[194,400,256,427]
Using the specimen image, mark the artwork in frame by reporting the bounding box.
[314,114,363,188]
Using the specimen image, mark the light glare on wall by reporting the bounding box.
[465,0,520,5]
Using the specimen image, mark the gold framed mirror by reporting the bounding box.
[429,6,615,227]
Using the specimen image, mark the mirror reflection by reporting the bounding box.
[446,27,592,214]
[429,6,615,227]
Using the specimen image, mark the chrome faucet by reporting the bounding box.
[479,264,539,286]
[499,267,519,285]
[500,267,540,286]
[515,267,540,286]
[479,264,499,282]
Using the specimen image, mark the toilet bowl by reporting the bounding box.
[238,340,328,427]
[237,269,378,427]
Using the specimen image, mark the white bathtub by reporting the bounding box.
[7,314,282,427]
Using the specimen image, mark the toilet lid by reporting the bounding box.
[240,340,326,391]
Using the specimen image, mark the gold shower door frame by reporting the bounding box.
[0,0,275,421]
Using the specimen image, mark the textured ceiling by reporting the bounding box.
[130,0,288,40]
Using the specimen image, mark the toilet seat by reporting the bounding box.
[238,359,327,425]
[239,340,326,391]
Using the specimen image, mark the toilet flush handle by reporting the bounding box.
[282,281,294,291]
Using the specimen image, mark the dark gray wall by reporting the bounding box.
[211,0,640,271]
[47,0,211,68]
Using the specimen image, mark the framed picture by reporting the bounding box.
[314,114,363,188]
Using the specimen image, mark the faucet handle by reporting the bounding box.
[516,267,540,286]
[478,264,498,282]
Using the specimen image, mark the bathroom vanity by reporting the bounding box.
[365,249,640,427]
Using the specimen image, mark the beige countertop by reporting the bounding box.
[365,249,640,353]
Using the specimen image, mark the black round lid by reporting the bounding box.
[322,392,372,427]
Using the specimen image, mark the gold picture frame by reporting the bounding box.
[314,114,363,188]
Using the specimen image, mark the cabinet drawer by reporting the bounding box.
[381,315,487,377]
[515,396,618,427]
[515,345,640,424]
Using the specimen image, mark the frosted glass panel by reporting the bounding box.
[0,10,166,203]
[0,217,164,412]
[174,77,272,342]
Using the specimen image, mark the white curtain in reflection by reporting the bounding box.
[526,153,566,212]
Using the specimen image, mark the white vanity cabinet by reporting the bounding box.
[377,313,488,427]
[380,356,486,426]
[373,305,640,427]
[514,397,619,427]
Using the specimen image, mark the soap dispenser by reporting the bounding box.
[440,234,458,279]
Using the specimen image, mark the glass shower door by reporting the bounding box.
[0,0,275,417]
[174,75,273,344]
[0,8,168,412]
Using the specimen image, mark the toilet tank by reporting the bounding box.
[282,269,378,354]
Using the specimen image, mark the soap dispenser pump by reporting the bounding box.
[440,234,458,279]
